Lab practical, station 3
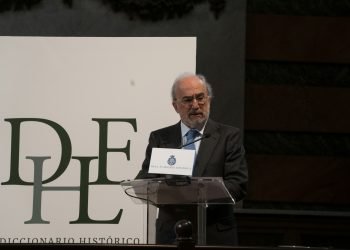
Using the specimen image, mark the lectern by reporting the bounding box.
[121,177,235,245]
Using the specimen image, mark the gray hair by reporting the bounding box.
[171,72,213,101]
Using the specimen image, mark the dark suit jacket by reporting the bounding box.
[136,119,248,245]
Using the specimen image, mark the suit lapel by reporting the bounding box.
[160,122,182,149]
[193,119,219,176]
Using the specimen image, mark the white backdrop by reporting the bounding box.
[0,36,196,244]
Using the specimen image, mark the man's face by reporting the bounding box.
[172,75,211,130]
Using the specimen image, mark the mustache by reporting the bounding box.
[189,111,203,115]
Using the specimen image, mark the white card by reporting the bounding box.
[148,148,196,176]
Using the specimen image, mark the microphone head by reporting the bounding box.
[203,133,211,138]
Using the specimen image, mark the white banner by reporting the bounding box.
[0,36,196,244]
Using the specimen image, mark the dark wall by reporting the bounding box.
[244,0,350,211]
[236,1,350,248]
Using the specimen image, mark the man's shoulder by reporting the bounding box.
[206,119,241,134]
[151,122,180,135]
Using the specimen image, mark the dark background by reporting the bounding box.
[240,1,350,248]
[244,0,350,213]
[1,0,350,248]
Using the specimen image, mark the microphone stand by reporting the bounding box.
[176,133,210,149]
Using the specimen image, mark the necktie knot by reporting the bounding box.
[184,129,199,150]
[186,129,199,141]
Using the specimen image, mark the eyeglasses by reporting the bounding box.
[176,93,208,106]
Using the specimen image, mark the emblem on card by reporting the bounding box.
[167,155,176,166]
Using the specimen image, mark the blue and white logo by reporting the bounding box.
[167,155,176,166]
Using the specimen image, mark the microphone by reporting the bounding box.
[177,133,211,149]
[166,133,211,186]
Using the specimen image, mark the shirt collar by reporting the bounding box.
[180,121,206,137]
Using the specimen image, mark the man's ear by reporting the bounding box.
[172,101,179,113]
[208,96,212,105]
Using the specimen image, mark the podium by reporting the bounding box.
[121,177,235,245]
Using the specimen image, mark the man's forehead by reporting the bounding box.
[181,92,206,98]
[177,81,206,93]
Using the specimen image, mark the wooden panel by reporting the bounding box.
[246,14,350,63]
[236,212,350,248]
[245,84,350,133]
[246,154,350,204]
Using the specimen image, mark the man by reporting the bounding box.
[136,72,248,245]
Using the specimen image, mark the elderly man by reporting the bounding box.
[136,72,248,245]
